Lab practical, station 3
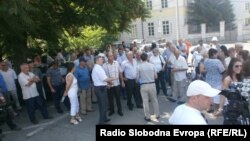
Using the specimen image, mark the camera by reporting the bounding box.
[219,79,250,125]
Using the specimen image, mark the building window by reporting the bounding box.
[246,2,250,10]
[146,0,152,10]
[162,21,169,35]
[161,0,168,8]
[148,22,154,36]
[130,24,137,38]
[187,0,195,4]
[245,18,250,25]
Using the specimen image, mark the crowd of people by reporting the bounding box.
[0,37,250,130]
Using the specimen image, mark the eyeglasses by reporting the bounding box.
[234,65,242,68]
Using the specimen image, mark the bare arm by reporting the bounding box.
[64,75,73,96]
[119,72,125,87]
[218,77,231,110]
[47,77,55,93]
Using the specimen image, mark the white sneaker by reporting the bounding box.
[76,116,82,122]
[70,119,79,125]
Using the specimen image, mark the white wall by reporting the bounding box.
[230,0,250,26]
[119,0,188,43]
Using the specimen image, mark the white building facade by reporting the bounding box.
[119,0,250,44]
[230,0,250,41]
[119,0,189,43]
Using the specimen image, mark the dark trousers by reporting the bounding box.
[95,86,108,124]
[107,85,122,112]
[36,82,45,101]
[120,86,127,99]
[6,111,16,129]
[25,96,49,122]
[125,79,142,108]
[52,84,70,112]
[155,71,167,96]
[165,66,172,86]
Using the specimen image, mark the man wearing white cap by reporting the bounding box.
[211,36,221,50]
[169,80,220,125]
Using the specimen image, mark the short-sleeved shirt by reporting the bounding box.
[103,61,121,87]
[150,55,165,73]
[169,104,207,125]
[91,64,108,86]
[0,73,7,93]
[171,55,188,81]
[192,52,203,68]
[121,59,137,79]
[46,67,62,86]
[0,68,17,91]
[177,44,187,56]
[18,72,39,100]
[137,62,156,83]
[204,59,225,90]
[116,53,127,65]
[162,48,172,61]
[74,66,91,89]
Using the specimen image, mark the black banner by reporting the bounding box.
[96,125,250,140]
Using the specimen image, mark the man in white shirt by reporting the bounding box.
[169,80,220,125]
[0,61,22,110]
[121,51,143,110]
[170,49,188,103]
[18,63,51,124]
[116,46,127,66]
[92,56,115,125]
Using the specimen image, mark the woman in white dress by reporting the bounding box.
[64,63,82,124]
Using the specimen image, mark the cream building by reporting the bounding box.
[119,0,189,43]
[119,0,250,44]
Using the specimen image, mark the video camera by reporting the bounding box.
[219,79,250,125]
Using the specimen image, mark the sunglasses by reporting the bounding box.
[234,65,242,68]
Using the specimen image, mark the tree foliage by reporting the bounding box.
[187,0,235,30]
[0,0,150,62]
[61,26,118,51]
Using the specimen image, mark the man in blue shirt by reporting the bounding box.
[0,73,7,94]
[74,57,94,115]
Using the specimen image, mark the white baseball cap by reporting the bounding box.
[186,80,220,97]
[211,36,218,41]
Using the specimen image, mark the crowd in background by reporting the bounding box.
[0,37,250,128]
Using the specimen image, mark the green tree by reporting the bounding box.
[0,0,150,64]
[61,26,118,51]
[187,0,235,30]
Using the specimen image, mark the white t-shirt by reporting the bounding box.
[0,69,17,91]
[91,64,108,86]
[169,104,207,125]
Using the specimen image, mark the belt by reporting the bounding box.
[141,82,155,85]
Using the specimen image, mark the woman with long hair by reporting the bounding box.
[214,58,243,117]
[64,63,82,124]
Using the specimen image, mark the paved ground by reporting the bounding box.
[1,90,223,141]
